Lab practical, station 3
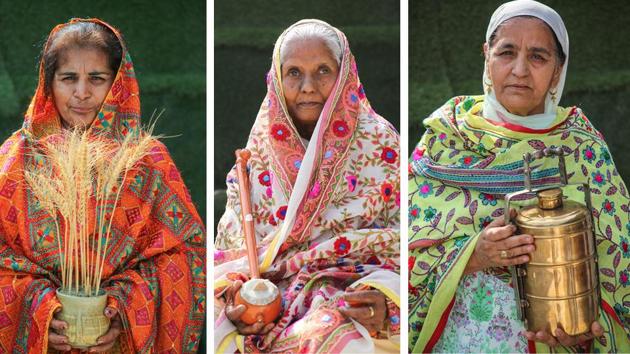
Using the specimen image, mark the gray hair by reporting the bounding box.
[279,22,342,65]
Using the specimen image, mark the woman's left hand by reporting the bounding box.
[524,321,604,348]
[339,288,387,335]
[86,307,122,352]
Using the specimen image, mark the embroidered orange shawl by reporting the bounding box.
[0,18,205,353]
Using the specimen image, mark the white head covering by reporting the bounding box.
[482,0,569,129]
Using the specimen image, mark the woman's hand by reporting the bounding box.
[48,308,71,351]
[339,288,387,335]
[224,280,275,335]
[465,209,535,275]
[87,307,122,352]
[524,321,604,348]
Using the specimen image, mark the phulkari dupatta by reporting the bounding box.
[215,19,400,353]
[408,96,630,353]
[0,18,205,353]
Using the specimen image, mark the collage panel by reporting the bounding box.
[0,1,206,352]
[214,1,401,353]
[409,0,630,353]
[1,0,630,352]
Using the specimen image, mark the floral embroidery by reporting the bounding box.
[366,255,381,265]
[412,147,425,161]
[332,120,350,138]
[357,84,366,99]
[438,132,447,141]
[620,269,629,287]
[486,311,513,341]
[602,199,615,215]
[380,182,393,202]
[309,181,321,199]
[423,207,437,222]
[409,204,420,222]
[417,181,433,198]
[458,155,478,167]
[592,171,606,186]
[380,147,397,164]
[621,237,630,258]
[600,147,612,166]
[276,205,288,220]
[583,146,596,163]
[479,216,492,229]
[268,213,277,226]
[333,237,351,256]
[346,175,357,192]
[258,171,271,186]
[614,303,629,317]
[480,193,497,206]
[266,187,273,198]
[271,123,290,141]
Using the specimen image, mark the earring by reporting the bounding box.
[484,76,493,94]
[550,88,558,104]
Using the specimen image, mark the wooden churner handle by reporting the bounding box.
[234,149,260,279]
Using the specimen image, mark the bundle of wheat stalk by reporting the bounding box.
[25,128,155,297]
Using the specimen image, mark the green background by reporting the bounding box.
[214,0,400,228]
[0,1,206,220]
[0,1,206,351]
[410,0,630,181]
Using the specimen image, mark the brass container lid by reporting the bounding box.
[515,188,588,229]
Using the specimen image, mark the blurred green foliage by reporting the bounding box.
[0,0,206,221]
[214,0,400,229]
[410,0,630,180]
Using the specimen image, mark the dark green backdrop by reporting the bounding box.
[214,0,400,228]
[0,1,206,220]
[410,0,630,181]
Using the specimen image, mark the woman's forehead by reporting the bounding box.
[56,47,111,68]
[282,37,336,64]
[494,17,556,47]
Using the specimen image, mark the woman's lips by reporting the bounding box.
[70,106,93,114]
[505,84,531,90]
[297,102,322,109]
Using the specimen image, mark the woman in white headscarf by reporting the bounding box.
[215,20,400,353]
[408,0,630,352]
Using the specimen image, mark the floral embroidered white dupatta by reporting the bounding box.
[214,20,400,353]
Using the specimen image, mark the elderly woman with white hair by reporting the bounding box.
[214,20,400,353]
[409,0,629,352]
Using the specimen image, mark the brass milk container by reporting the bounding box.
[504,148,599,336]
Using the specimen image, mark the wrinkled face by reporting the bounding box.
[52,47,115,129]
[485,17,562,116]
[281,37,339,135]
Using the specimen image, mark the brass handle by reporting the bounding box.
[522,146,567,191]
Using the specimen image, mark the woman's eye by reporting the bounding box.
[91,76,106,82]
[319,67,330,75]
[288,69,300,77]
[531,54,546,62]
[498,51,514,57]
[61,76,76,82]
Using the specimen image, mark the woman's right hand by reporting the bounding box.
[224,280,275,335]
[464,210,535,275]
[48,308,71,351]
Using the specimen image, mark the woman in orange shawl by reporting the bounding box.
[0,19,205,352]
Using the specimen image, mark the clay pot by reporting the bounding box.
[233,278,281,325]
